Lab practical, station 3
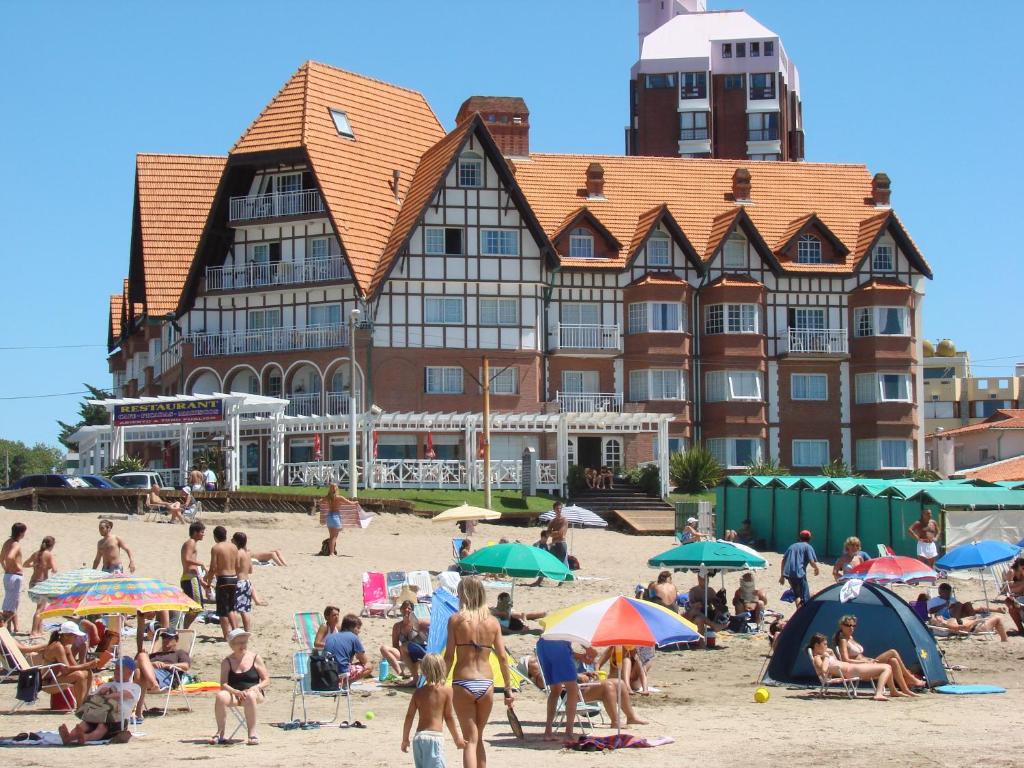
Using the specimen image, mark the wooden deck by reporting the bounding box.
[612,508,675,535]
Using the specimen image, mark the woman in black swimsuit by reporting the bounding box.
[444,576,513,768]
[211,628,269,745]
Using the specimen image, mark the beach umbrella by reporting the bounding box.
[841,556,937,586]
[460,542,573,582]
[27,568,106,603]
[935,540,1022,606]
[432,503,500,523]
[541,596,700,737]
[648,540,767,571]
[40,574,201,619]
[538,504,607,554]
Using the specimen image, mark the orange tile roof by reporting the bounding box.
[108,292,123,349]
[135,154,225,316]
[626,273,688,287]
[511,154,921,274]
[930,410,1024,439]
[232,61,445,295]
[851,277,913,293]
[960,455,1024,482]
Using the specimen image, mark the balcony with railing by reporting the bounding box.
[205,257,348,291]
[285,393,322,417]
[284,457,558,490]
[189,324,347,358]
[229,189,325,223]
[553,323,621,352]
[326,391,358,416]
[785,328,849,356]
[556,392,623,413]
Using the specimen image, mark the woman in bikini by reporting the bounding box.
[381,599,430,680]
[443,576,513,768]
[834,615,924,694]
[211,628,269,745]
[831,537,866,581]
[319,483,349,556]
[24,536,57,638]
[807,633,897,701]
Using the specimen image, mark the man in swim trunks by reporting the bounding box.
[536,637,579,742]
[650,570,679,611]
[204,526,238,639]
[92,519,136,574]
[1,522,27,632]
[908,510,940,567]
[180,522,206,628]
[231,531,267,633]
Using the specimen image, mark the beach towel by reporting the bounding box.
[935,684,1006,695]
[0,731,112,747]
[569,734,675,751]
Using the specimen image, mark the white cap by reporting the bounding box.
[226,628,251,646]
[59,621,87,637]
[687,517,698,524]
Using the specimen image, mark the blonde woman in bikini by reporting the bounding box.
[834,615,923,695]
[443,576,513,768]
[808,633,897,701]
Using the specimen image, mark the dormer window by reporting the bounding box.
[329,108,354,138]
[723,230,747,268]
[796,234,822,264]
[569,227,594,258]
[872,243,894,271]
[458,152,483,188]
[647,231,671,266]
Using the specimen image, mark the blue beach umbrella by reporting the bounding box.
[935,540,1021,571]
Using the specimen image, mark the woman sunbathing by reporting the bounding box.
[807,633,897,701]
[490,592,546,634]
[834,616,923,695]
[928,613,1008,641]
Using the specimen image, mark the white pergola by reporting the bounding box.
[73,400,674,496]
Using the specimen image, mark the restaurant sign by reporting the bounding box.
[113,398,224,426]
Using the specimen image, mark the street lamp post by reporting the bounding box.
[349,307,361,499]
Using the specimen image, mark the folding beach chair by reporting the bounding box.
[808,647,860,698]
[386,571,409,600]
[533,650,602,731]
[452,538,466,561]
[293,611,324,651]
[0,627,78,713]
[407,570,434,602]
[290,650,351,725]
[360,572,392,618]
[147,628,196,715]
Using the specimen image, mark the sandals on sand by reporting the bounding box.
[247,735,261,745]
[339,721,367,729]
[208,735,230,745]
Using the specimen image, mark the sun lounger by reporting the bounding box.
[293,611,324,651]
[407,570,434,602]
[360,572,392,618]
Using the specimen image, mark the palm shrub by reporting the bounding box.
[905,468,940,482]
[744,459,789,476]
[103,455,145,478]
[670,447,724,493]
[821,459,858,478]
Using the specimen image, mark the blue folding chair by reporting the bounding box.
[290,651,351,725]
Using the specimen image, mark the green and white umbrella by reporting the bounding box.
[27,568,106,603]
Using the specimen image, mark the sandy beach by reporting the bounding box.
[0,505,1020,767]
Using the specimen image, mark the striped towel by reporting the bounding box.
[319,501,373,529]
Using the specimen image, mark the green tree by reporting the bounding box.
[0,439,64,485]
[57,384,112,450]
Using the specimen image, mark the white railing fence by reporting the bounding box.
[787,328,848,355]
[286,393,323,417]
[282,458,560,490]
[229,189,324,223]
[284,460,353,487]
[557,323,620,350]
[373,460,466,488]
[556,392,623,413]
[205,257,347,291]
[188,324,347,358]
[325,391,359,415]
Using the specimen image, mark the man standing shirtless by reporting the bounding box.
[1,523,27,632]
[908,510,940,568]
[231,531,267,632]
[92,519,136,574]
[530,502,569,587]
[204,526,238,639]
[180,522,206,628]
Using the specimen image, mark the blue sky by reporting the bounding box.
[1,0,1020,447]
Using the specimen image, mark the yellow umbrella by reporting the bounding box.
[432,503,501,523]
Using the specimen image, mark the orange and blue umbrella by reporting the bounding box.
[40,574,200,618]
[540,595,700,647]
[842,556,936,585]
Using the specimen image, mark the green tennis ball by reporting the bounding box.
[365,711,376,720]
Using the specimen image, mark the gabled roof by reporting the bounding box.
[930,409,1024,439]
[852,209,932,278]
[131,154,226,316]
[958,455,1024,483]
[552,206,622,264]
[231,61,446,295]
[370,115,552,295]
[773,212,849,261]
[851,277,913,294]
[625,272,689,288]
[703,206,780,270]
[626,204,703,272]
[510,155,922,276]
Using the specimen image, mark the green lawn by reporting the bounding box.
[238,486,561,517]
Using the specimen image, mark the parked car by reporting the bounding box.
[110,471,166,490]
[7,474,90,490]
[79,474,122,489]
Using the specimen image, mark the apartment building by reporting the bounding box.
[922,348,1021,434]
[102,61,930,490]
[627,0,804,160]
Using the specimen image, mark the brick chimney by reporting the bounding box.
[732,167,751,202]
[455,96,530,157]
[872,172,891,207]
[586,162,605,198]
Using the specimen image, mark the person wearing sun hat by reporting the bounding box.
[779,530,819,608]
[211,627,269,745]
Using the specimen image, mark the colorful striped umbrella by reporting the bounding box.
[538,505,607,528]
[40,574,201,618]
[541,595,700,647]
[27,568,106,603]
[841,556,937,585]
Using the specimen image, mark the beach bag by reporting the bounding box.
[15,670,41,703]
[309,650,340,691]
[317,538,331,557]
[76,692,117,724]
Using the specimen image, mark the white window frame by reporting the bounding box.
[854,372,913,404]
[796,234,822,264]
[424,297,465,325]
[792,439,829,467]
[480,229,519,256]
[479,297,518,326]
[791,373,828,401]
[723,230,747,268]
[248,307,282,330]
[560,302,600,326]
[923,401,955,419]
[423,228,445,255]
[561,370,599,394]
[647,232,671,266]
[854,306,909,337]
[706,437,763,468]
[308,303,341,328]
[457,153,483,188]
[705,303,758,334]
[425,366,464,394]
[628,302,685,334]
[856,439,912,470]
[488,366,518,395]
[872,243,894,271]
[308,237,330,260]
[629,369,685,402]
[705,370,762,402]
[329,109,354,138]
[568,227,594,258]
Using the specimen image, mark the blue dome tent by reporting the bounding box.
[763,581,946,688]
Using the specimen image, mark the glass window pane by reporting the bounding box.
[881,307,905,335]
[629,370,647,402]
[424,228,444,255]
[628,303,647,334]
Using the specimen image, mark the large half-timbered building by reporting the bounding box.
[101,62,931,490]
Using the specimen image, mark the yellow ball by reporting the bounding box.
[754,687,770,704]
[365,711,376,720]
